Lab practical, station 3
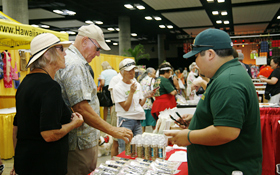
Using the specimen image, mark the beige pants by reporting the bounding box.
[67,146,98,175]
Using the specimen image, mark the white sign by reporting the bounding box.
[255,56,267,65]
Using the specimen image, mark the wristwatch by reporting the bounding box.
[0,164,4,174]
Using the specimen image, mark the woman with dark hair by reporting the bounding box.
[261,56,280,103]
[151,63,177,120]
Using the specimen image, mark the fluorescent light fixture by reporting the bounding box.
[113,43,118,45]
[53,10,63,14]
[115,28,120,31]
[85,20,93,24]
[95,21,103,25]
[105,40,111,42]
[41,25,50,28]
[217,0,225,2]
[135,4,145,10]
[124,4,134,9]
[107,28,115,31]
[212,11,219,15]
[207,0,214,2]
[224,20,230,24]
[154,16,162,21]
[167,25,173,29]
[145,16,152,20]
[131,33,137,36]
[277,16,280,19]
[216,20,222,24]
[67,31,76,35]
[67,10,76,15]
[31,24,39,27]
[221,11,228,16]
[159,25,165,28]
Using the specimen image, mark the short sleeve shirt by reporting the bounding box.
[13,73,71,175]
[113,80,145,120]
[140,76,154,109]
[55,45,99,150]
[153,76,175,97]
[265,68,280,96]
[100,69,118,86]
[187,59,262,175]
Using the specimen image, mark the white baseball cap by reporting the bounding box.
[78,24,110,51]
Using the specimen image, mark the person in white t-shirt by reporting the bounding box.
[108,73,122,157]
[113,58,152,153]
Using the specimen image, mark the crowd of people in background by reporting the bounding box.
[7,23,274,175]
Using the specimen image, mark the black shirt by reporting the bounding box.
[13,73,71,175]
[265,68,280,96]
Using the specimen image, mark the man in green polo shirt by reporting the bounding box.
[165,28,262,174]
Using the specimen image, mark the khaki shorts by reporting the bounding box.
[67,146,98,175]
[110,105,118,141]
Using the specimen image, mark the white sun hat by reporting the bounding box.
[26,33,72,67]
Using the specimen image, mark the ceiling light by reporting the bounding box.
[107,28,115,31]
[115,28,120,31]
[277,16,280,19]
[217,0,225,3]
[53,9,76,16]
[95,21,103,25]
[53,10,63,14]
[145,16,153,20]
[212,11,219,15]
[207,0,214,2]
[216,20,222,24]
[31,24,39,27]
[85,20,93,24]
[224,20,230,24]
[167,25,173,29]
[159,25,165,28]
[124,4,134,9]
[113,43,118,45]
[135,4,145,10]
[66,10,76,15]
[105,40,111,42]
[41,25,50,28]
[154,16,162,21]
[131,33,137,36]
[221,11,228,16]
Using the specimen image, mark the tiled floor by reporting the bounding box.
[2,112,154,175]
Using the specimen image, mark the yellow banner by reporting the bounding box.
[0,11,68,50]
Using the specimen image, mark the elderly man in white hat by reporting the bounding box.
[11,33,84,175]
[113,58,153,153]
[55,25,133,175]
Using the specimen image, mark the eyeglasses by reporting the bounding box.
[55,45,64,52]
[191,44,213,50]
[88,38,101,51]
[120,62,136,70]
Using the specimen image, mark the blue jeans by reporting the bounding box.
[117,116,143,153]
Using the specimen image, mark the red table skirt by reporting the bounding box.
[260,107,280,175]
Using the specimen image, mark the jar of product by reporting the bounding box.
[131,139,137,158]
[151,141,158,161]
[144,141,151,160]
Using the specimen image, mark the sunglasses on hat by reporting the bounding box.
[191,44,214,50]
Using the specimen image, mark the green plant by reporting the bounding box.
[123,44,150,64]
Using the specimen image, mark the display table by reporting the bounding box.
[116,149,188,175]
[260,107,280,175]
[176,105,196,115]
[0,107,16,159]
